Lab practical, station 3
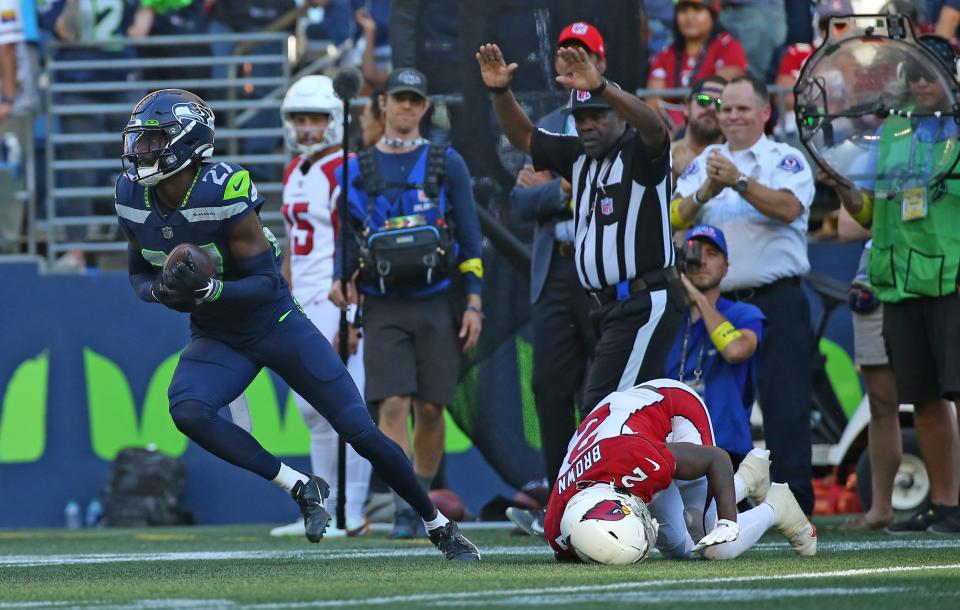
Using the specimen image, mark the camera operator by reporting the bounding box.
[820,44,960,534]
[331,68,484,539]
[665,225,764,465]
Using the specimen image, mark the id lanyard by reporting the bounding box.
[677,316,707,394]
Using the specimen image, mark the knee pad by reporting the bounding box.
[169,400,216,437]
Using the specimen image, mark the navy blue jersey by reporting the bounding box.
[115,161,294,347]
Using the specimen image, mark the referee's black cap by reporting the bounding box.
[564,81,622,115]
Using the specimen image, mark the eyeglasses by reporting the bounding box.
[906,69,935,84]
[694,93,722,110]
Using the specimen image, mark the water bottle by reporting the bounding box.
[64,500,82,529]
[85,498,103,528]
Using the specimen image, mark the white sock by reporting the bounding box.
[424,511,450,531]
[702,504,775,560]
[273,462,310,493]
[733,474,747,504]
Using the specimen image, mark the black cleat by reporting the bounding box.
[429,522,481,561]
[291,475,331,543]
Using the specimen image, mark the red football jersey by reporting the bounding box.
[543,380,714,558]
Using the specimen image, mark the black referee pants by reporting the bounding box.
[581,279,684,412]
[531,255,596,481]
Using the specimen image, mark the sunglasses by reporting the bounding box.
[906,69,935,84]
[694,93,722,110]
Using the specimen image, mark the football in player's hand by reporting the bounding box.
[163,243,216,278]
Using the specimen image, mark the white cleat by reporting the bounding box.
[736,448,771,504]
[269,518,305,538]
[765,483,817,556]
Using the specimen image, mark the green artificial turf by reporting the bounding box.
[1,518,958,609]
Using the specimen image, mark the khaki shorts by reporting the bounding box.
[852,305,888,367]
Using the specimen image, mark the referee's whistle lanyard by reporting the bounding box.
[678,315,707,396]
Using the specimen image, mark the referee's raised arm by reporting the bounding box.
[476,43,535,154]
[554,46,669,155]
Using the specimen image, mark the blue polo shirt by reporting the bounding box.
[664,298,765,456]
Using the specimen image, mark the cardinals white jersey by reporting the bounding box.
[281,151,345,305]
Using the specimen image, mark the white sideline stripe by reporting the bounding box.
[3,538,960,568]
[1,566,956,609]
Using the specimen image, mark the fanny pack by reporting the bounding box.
[359,219,455,293]
[356,145,455,292]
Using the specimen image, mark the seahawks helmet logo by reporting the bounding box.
[173,102,214,128]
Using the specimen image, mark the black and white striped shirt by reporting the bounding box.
[531,127,674,290]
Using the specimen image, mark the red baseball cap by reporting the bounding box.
[557,22,606,59]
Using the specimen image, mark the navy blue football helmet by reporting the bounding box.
[122,89,215,186]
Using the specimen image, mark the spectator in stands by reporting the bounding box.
[40,0,142,271]
[645,0,676,55]
[330,68,483,540]
[128,1,211,94]
[834,206,898,530]
[647,0,747,134]
[718,0,786,79]
[665,224,763,466]
[354,7,389,92]
[671,76,726,182]
[671,75,816,514]
[510,21,604,492]
[348,0,391,83]
[360,87,386,149]
[208,0,296,183]
[0,0,20,126]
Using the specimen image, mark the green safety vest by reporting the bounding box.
[869,113,960,303]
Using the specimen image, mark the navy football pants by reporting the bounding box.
[167,311,435,519]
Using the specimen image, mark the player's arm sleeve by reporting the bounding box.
[119,220,158,304]
[215,211,283,306]
[445,150,483,296]
[531,128,578,182]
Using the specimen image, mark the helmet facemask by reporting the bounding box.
[282,111,341,156]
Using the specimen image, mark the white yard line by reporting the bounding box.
[3,538,960,568]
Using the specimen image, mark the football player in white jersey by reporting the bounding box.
[270,75,372,538]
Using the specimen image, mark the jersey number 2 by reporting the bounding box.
[282,202,314,255]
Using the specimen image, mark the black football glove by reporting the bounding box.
[151,276,196,313]
[164,253,223,305]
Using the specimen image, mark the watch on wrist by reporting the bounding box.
[693,188,707,206]
[733,174,749,194]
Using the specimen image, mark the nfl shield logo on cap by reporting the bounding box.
[576,90,591,102]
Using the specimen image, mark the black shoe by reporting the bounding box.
[886,503,952,535]
[390,507,427,539]
[505,507,545,538]
[428,522,481,561]
[928,507,960,534]
[291,475,331,543]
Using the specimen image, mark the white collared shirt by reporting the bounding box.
[674,135,815,291]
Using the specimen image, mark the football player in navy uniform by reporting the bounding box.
[114,89,480,560]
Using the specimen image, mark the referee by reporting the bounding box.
[478,43,683,409]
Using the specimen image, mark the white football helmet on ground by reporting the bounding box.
[560,482,659,564]
[281,75,343,155]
